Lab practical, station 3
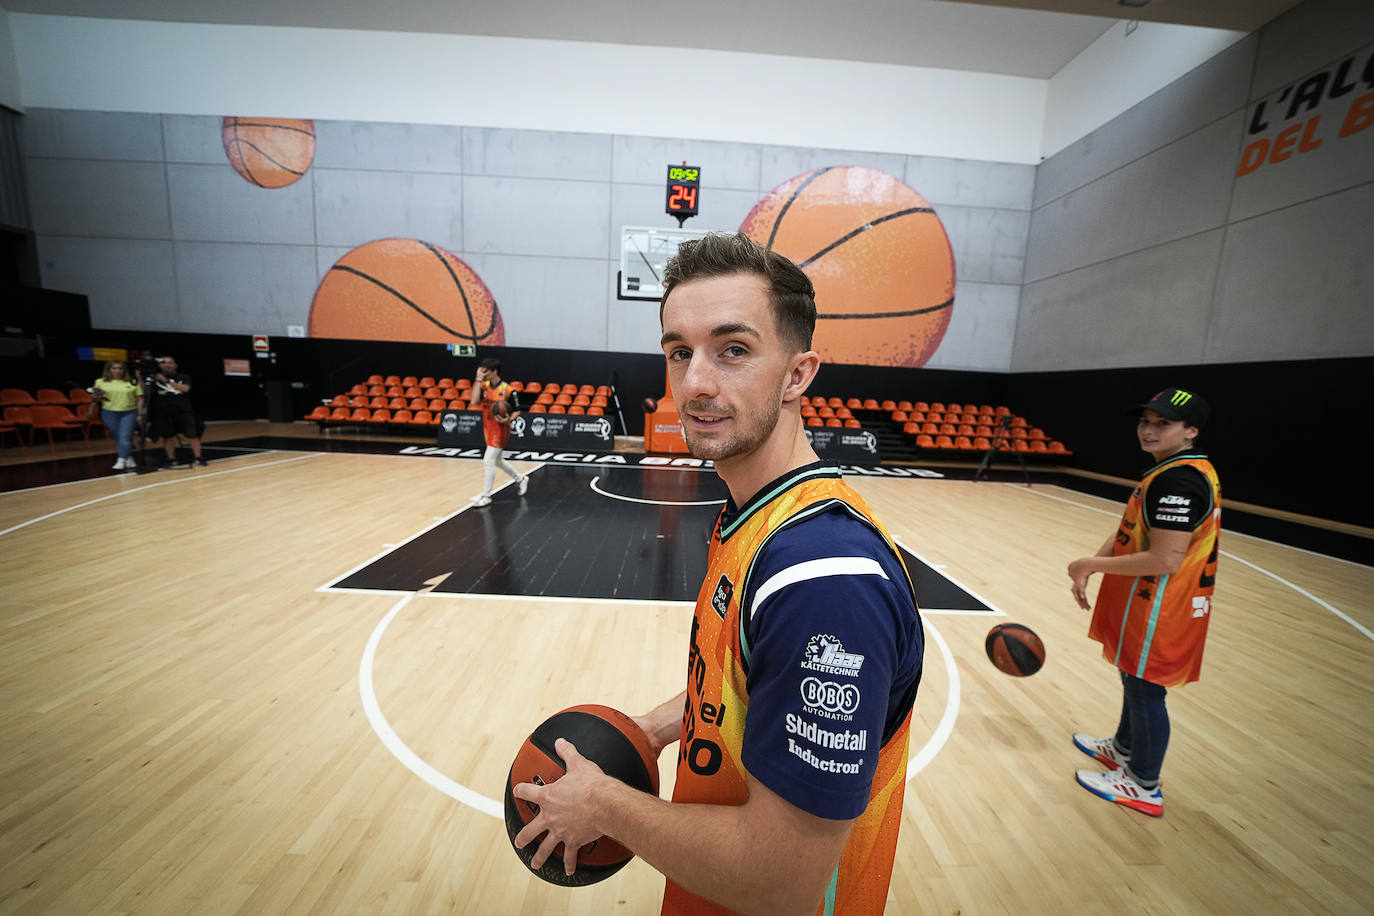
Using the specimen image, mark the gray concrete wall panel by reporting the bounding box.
[937,205,1029,286]
[462,176,608,259]
[759,145,908,192]
[162,115,230,165]
[21,108,164,162]
[612,136,761,190]
[313,169,463,251]
[906,156,1035,210]
[27,158,170,238]
[463,252,610,351]
[167,163,315,245]
[1249,0,1374,100]
[1034,37,1255,210]
[313,121,462,173]
[1207,182,1374,362]
[464,127,610,181]
[38,235,178,331]
[1014,231,1224,372]
[172,242,319,334]
[925,281,1020,372]
[1024,112,1240,284]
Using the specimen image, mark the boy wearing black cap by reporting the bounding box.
[1066,386,1220,817]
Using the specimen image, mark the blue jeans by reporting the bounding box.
[102,408,138,458]
[1113,670,1169,785]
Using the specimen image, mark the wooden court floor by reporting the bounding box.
[1,446,1371,915]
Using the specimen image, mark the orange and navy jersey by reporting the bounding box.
[477,379,514,448]
[1089,452,1221,687]
[662,463,923,916]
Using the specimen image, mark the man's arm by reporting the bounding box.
[632,691,685,756]
[513,739,852,916]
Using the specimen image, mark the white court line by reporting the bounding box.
[907,615,959,781]
[356,589,964,816]
[1006,483,1374,644]
[0,453,321,538]
[358,593,503,819]
[589,474,725,507]
[894,535,1006,619]
[0,449,278,496]
[314,470,537,591]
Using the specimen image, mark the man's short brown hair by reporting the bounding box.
[661,232,816,354]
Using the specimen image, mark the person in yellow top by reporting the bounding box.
[91,360,143,471]
[512,233,923,915]
[1067,387,1220,817]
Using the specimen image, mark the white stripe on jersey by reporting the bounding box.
[749,556,890,616]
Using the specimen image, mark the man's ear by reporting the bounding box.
[782,350,820,403]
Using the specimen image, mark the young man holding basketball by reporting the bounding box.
[1066,387,1220,817]
[514,233,924,914]
[467,357,528,507]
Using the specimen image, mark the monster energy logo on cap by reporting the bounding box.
[1139,386,1210,428]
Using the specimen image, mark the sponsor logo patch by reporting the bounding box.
[710,574,733,620]
[800,677,861,720]
[801,633,865,677]
[785,713,867,751]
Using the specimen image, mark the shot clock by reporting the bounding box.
[665,164,700,226]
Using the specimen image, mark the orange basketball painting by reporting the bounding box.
[222,117,316,188]
[739,166,956,367]
[308,238,506,346]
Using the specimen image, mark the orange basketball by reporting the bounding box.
[221,117,315,188]
[739,166,955,367]
[308,238,505,346]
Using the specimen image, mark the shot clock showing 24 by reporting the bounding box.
[666,164,700,226]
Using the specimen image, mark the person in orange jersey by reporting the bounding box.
[1067,387,1220,817]
[467,357,528,507]
[513,233,924,914]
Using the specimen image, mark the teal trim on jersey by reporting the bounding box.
[1113,577,1140,668]
[1135,573,1170,678]
[822,867,839,915]
[719,465,844,543]
[1142,451,1208,477]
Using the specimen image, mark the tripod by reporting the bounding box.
[973,415,1031,485]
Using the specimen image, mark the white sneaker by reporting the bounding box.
[113,457,125,470]
[518,476,529,496]
[1075,768,1163,817]
[1073,733,1129,770]
[472,494,492,507]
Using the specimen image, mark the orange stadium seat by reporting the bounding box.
[916,434,935,448]
[408,398,427,410]
[845,398,862,409]
[423,387,442,399]
[1030,440,1049,453]
[947,403,962,414]
[522,382,540,393]
[1029,428,1047,440]
[386,386,404,397]
[817,406,835,418]
[506,381,522,391]
[408,410,432,426]
[366,375,384,385]
[368,397,387,408]
[391,409,412,424]
[935,435,955,449]
[901,421,918,435]
[844,419,861,429]
[930,402,946,413]
[441,388,459,400]
[893,410,908,422]
[827,397,843,408]
[37,388,72,405]
[305,405,330,422]
[954,436,973,449]
[925,411,942,423]
[908,411,925,423]
[404,386,423,398]
[369,409,391,424]
[578,385,595,396]
[994,406,1011,416]
[920,422,937,434]
[592,396,608,408]
[384,376,401,386]
[862,399,879,410]
[806,417,823,427]
[939,424,957,435]
[368,385,385,396]
[587,407,604,416]
[349,396,368,408]
[549,405,566,414]
[456,379,472,391]
[979,405,994,415]
[596,385,612,397]
[555,394,573,406]
[329,407,350,421]
[573,395,590,407]
[913,401,930,413]
[349,408,370,422]
[386,397,405,409]
[1011,427,1028,439]
[825,418,842,428]
[418,377,436,388]
[437,377,455,389]
[836,407,853,420]
[68,388,93,406]
[958,425,975,436]
[401,376,418,387]
[976,425,993,437]
[448,400,466,410]
[544,383,561,394]
[1049,441,1071,455]
[896,400,913,412]
[974,437,992,450]
[349,384,367,396]
[529,404,547,413]
[427,399,446,411]
[880,400,896,411]
[1014,440,1031,452]
[569,406,585,415]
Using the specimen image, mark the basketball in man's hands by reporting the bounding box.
[505,705,659,886]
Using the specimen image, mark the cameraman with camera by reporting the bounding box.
[148,355,207,468]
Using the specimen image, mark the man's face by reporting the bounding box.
[660,273,792,465]
[159,358,177,374]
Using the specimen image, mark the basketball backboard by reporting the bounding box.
[617,225,716,300]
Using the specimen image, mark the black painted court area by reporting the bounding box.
[332,464,993,610]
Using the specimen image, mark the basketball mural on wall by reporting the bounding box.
[308,238,506,346]
[222,117,316,188]
[740,166,955,367]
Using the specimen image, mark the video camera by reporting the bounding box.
[134,352,161,376]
